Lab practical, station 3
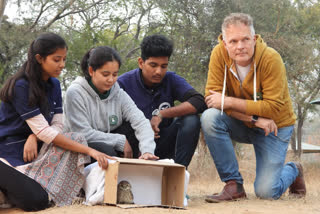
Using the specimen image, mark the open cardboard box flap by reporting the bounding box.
[104,158,185,209]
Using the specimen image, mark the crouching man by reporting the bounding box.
[201,13,305,202]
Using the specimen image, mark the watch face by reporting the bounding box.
[252,115,258,122]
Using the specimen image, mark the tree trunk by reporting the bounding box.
[290,127,297,154]
[296,105,304,158]
[0,0,7,29]
[297,120,303,158]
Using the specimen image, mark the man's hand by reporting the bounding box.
[139,152,159,160]
[205,90,223,109]
[255,117,278,136]
[150,116,162,139]
[88,149,116,170]
[123,140,133,158]
[23,134,38,162]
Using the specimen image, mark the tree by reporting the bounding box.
[284,2,320,157]
[0,18,37,85]
[0,0,111,86]
[57,0,159,90]
[153,0,235,91]
[1,0,320,158]
[0,0,7,29]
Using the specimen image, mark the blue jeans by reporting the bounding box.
[201,108,298,199]
[155,114,200,167]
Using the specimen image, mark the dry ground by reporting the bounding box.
[1,144,320,214]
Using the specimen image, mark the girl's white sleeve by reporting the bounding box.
[50,113,63,133]
[25,114,59,144]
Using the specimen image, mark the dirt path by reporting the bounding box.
[1,196,318,214]
[1,147,320,214]
[1,180,319,214]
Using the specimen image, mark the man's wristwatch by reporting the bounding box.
[251,115,258,124]
[152,109,163,120]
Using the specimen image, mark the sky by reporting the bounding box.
[3,2,18,21]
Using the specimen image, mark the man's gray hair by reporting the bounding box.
[222,13,255,40]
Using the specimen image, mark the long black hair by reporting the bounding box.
[0,32,67,116]
[80,46,122,80]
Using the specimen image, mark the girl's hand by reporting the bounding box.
[150,116,161,139]
[88,149,116,170]
[139,152,159,160]
[23,134,38,162]
[123,140,133,158]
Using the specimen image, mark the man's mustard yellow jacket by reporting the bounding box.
[205,34,296,128]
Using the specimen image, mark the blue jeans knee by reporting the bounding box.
[201,108,225,134]
[174,114,201,167]
[254,181,277,199]
[179,114,201,132]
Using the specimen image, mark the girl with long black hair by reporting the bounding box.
[0,33,114,211]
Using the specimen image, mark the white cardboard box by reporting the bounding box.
[103,158,185,208]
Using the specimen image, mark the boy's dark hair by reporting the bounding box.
[140,34,173,61]
[0,32,67,117]
[81,46,122,80]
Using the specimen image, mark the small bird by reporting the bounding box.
[117,180,134,204]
